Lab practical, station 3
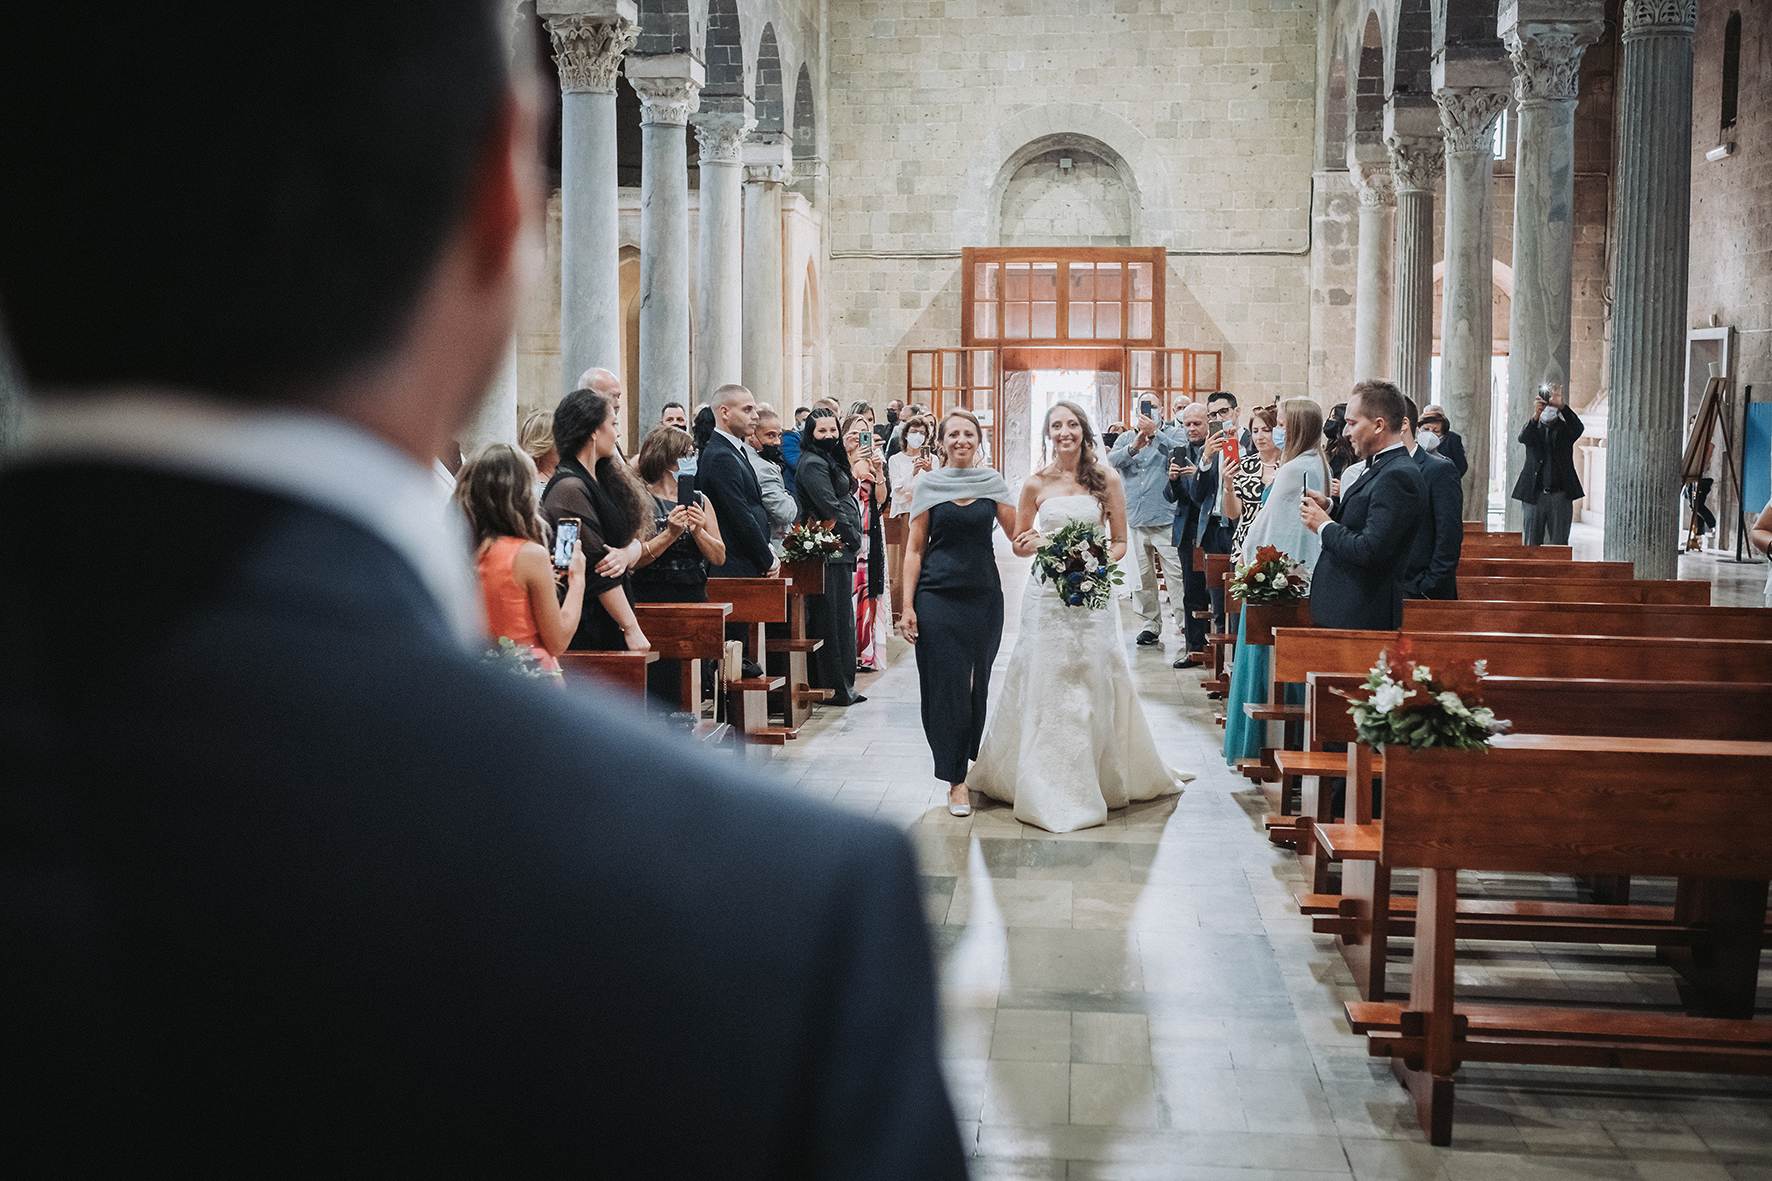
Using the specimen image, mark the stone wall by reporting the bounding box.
[1689,3,1771,399]
[823,0,1319,409]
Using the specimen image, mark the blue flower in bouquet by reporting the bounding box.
[1033,518,1124,611]
[1068,593,1084,605]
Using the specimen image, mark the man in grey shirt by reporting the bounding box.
[747,404,798,544]
[1108,391,1191,650]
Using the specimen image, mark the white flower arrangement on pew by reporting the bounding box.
[781,519,844,564]
[1332,640,1510,751]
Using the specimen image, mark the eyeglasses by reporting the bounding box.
[1207,407,1233,420]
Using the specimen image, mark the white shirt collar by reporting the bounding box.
[21,390,486,649]
[715,426,747,452]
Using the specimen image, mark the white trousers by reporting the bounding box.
[1128,523,1187,638]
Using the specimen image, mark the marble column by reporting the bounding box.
[1604,0,1697,579]
[742,139,793,408]
[462,344,521,453]
[628,54,703,431]
[1499,0,1604,529]
[1436,88,1510,519]
[1350,163,1395,384]
[1387,135,1444,409]
[690,108,752,404]
[539,1,638,395]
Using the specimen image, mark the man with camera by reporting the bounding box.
[1511,382,1584,547]
[1162,401,1214,666]
[1109,391,1192,651]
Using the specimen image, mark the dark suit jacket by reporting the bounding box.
[1309,444,1426,630]
[794,448,863,557]
[1510,406,1585,503]
[1162,438,1212,549]
[698,430,774,576]
[1402,447,1464,601]
[0,463,964,1177]
[1437,429,1469,478]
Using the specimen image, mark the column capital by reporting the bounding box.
[1622,0,1697,38]
[742,138,794,187]
[1386,135,1445,192]
[1435,87,1511,155]
[690,110,754,163]
[1499,0,1605,104]
[539,2,640,95]
[1352,161,1397,208]
[628,54,704,127]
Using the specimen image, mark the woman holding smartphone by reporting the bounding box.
[541,388,654,653]
[453,443,587,677]
[630,425,726,704]
[843,412,889,671]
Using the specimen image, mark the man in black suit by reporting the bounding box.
[0,6,963,1176]
[1301,380,1426,630]
[1163,401,1213,666]
[698,382,779,578]
[1510,382,1585,546]
[1401,399,1464,600]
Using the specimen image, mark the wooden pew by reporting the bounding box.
[1458,576,1710,605]
[557,650,657,699]
[1462,522,1510,535]
[1457,557,1633,579]
[1346,737,1772,1145]
[1294,674,1772,999]
[631,602,731,741]
[771,561,834,727]
[706,577,796,749]
[1403,599,1772,641]
[1464,541,1567,560]
[1202,551,1237,696]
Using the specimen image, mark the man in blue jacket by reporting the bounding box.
[1401,399,1464,600]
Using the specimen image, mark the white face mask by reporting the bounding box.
[905,432,926,450]
[1271,426,1286,449]
[1418,428,1441,451]
[1540,405,1561,423]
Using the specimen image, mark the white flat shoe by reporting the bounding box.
[948,803,972,817]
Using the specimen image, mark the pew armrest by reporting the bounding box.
[1314,823,1382,861]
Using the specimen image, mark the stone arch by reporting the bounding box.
[791,62,815,162]
[998,143,1133,247]
[1391,0,1435,100]
[1349,9,1388,164]
[753,24,784,136]
[703,0,744,98]
[1324,46,1349,169]
[636,0,693,57]
[954,104,1177,247]
[797,260,823,408]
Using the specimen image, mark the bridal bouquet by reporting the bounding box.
[781,519,844,563]
[1034,520,1123,610]
[1333,641,1510,751]
[1229,545,1310,602]
[483,636,562,682]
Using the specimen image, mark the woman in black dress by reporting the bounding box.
[794,406,864,706]
[630,425,728,705]
[540,388,656,652]
[899,409,1038,815]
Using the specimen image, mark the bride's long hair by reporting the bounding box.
[1043,400,1111,516]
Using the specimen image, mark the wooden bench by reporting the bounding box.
[1463,541,1567,560]
[706,577,796,749]
[1294,674,1772,999]
[1458,576,1711,605]
[557,650,658,699]
[1403,599,1772,641]
[1347,737,1772,1145]
[1457,557,1633,580]
[631,602,731,741]
[771,561,834,727]
[1462,523,1513,536]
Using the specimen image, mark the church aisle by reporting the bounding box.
[763,570,1772,1180]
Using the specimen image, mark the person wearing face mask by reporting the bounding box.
[1399,398,1464,601]
[631,425,728,704]
[1108,391,1190,649]
[745,405,799,544]
[1510,382,1585,546]
[886,413,936,626]
[1417,405,1468,478]
[795,407,866,705]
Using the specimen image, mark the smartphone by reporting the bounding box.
[859,427,873,449]
[1224,433,1241,467]
[676,473,696,506]
[553,517,580,569]
[1139,397,1157,420]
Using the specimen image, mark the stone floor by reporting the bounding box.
[762,543,1772,1179]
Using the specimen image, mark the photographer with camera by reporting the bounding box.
[1109,390,1192,652]
[1510,381,1584,547]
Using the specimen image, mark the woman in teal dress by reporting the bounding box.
[1223,400,1329,765]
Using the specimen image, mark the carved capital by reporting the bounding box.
[743,162,793,187]
[1435,88,1510,156]
[632,74,701,126]
[1386,135,1445,191]
[1352,162,1396,208]
[545,15,637,94]
[691,111,753,162]
[1505,23,1603,104]
[1622,0,1697,36]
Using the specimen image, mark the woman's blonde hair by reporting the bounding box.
[453,443,546,549]
[1278,397,1331,492]
[936,408,982,464]
[517,409,555,461]
[1041,400,1110,514]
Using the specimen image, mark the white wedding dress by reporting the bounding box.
[969,494,1192,832]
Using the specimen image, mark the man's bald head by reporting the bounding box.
[1181,401,1208,442]
[712,383,758,436]
[578,367,621,398]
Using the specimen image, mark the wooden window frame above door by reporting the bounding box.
[962,246,1165,349]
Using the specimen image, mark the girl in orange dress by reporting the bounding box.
[454,443,587,676]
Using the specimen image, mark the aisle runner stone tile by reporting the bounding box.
[762,553,1772,1180]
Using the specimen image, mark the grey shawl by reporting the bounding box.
[907,463,1012,520]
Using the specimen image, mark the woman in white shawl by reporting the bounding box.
[1223,398,1330,765]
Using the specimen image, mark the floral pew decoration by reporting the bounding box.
[1334,640,1511,751]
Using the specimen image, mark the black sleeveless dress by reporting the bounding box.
[912,498,1006,783]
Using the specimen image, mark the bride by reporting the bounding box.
[968,401,1192,832]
